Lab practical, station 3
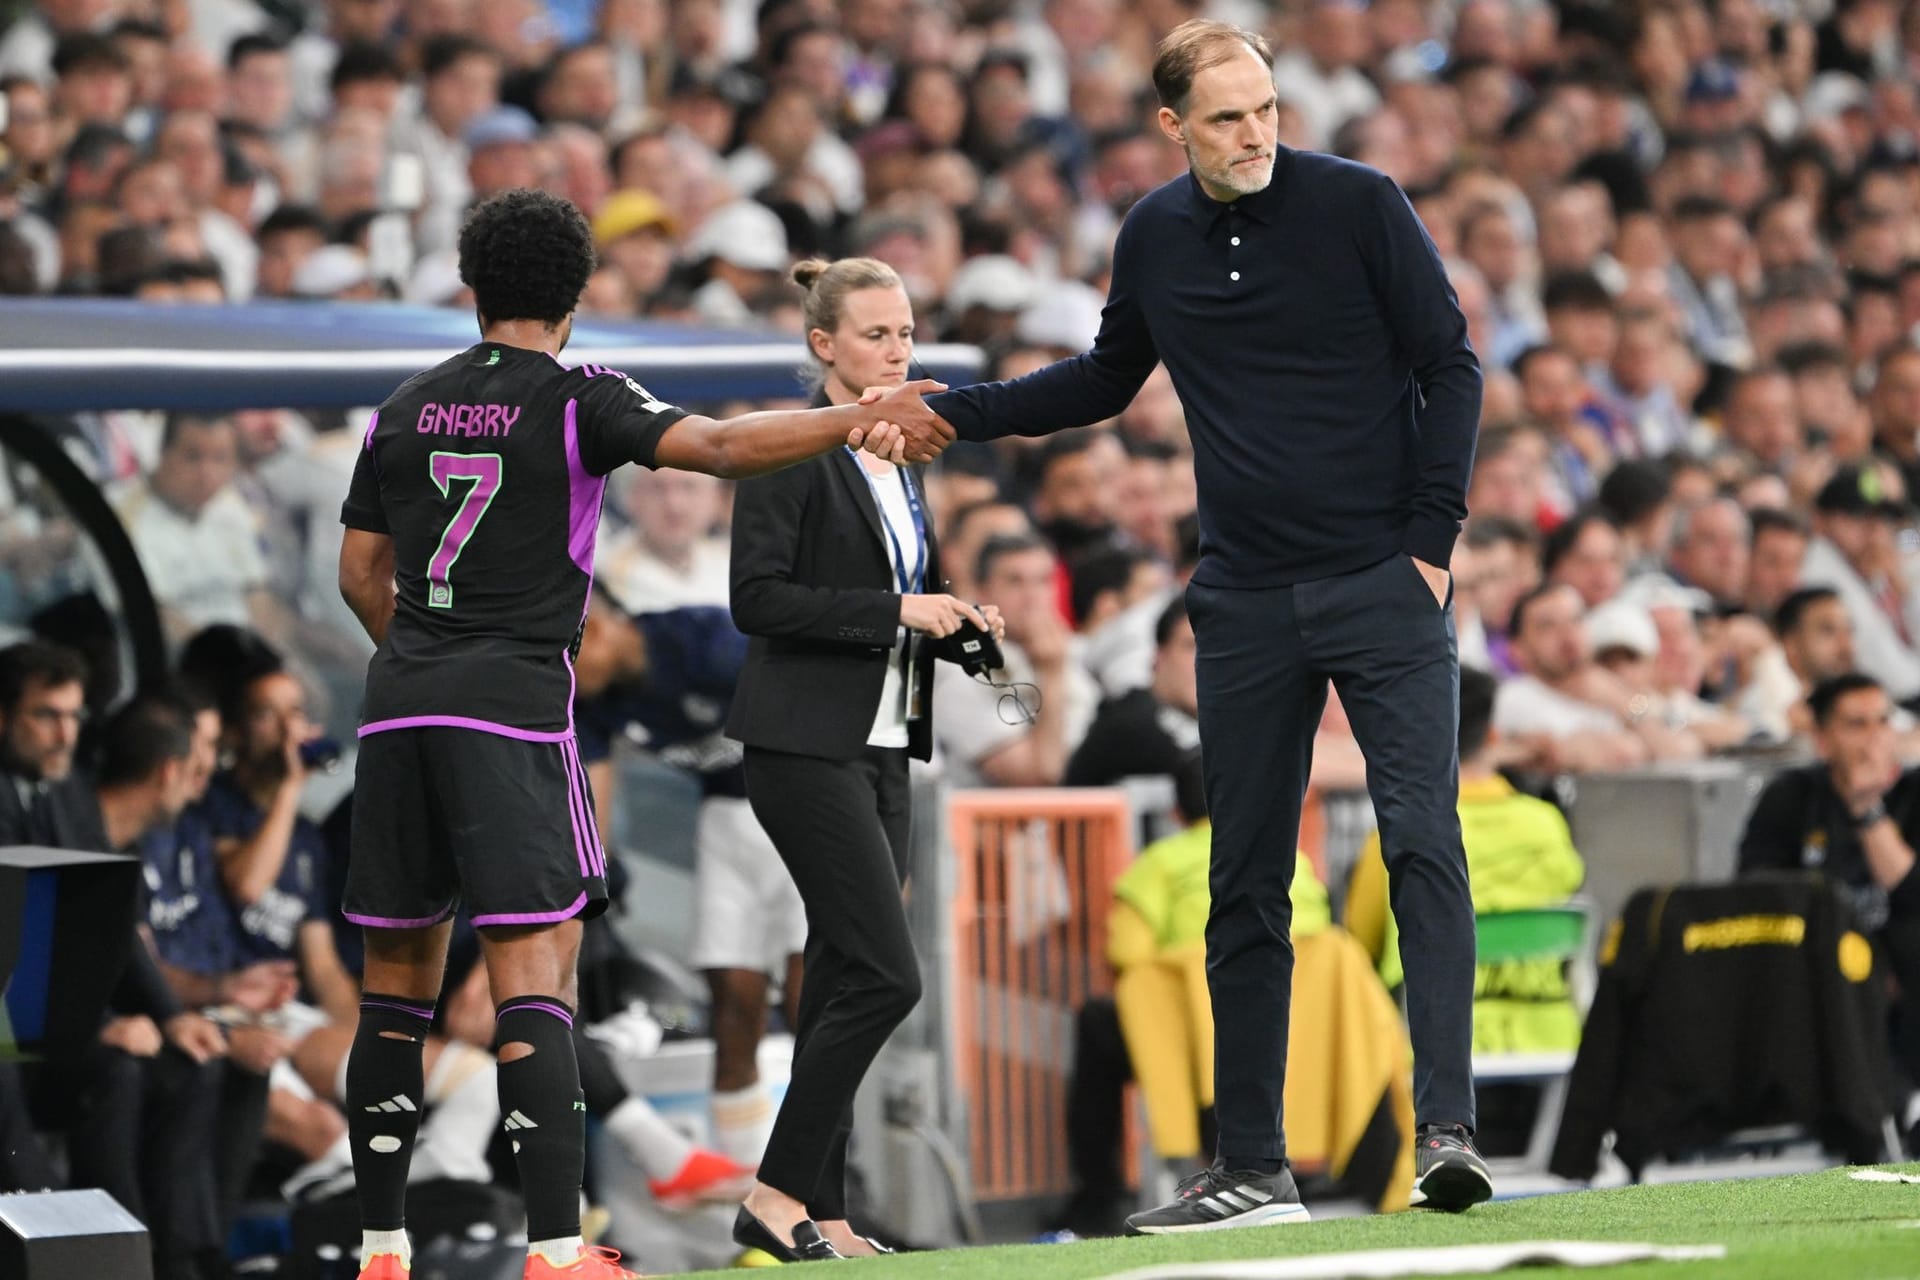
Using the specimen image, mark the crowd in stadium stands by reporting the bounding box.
[8,0,1920,1265]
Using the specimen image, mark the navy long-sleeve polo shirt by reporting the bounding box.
[926,148,1481,589]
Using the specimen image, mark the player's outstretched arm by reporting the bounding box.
[339,528,397,645]
[653,378,955,478]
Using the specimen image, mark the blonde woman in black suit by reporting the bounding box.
[725,257,1003,1261]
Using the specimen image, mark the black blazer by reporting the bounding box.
[725,445,942,762]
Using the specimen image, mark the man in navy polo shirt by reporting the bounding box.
[923,18,1486,1227]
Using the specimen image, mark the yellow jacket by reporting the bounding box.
[1107,823,1413,1212]
[1108,821,1330,969]
[1346,774,1587,1054]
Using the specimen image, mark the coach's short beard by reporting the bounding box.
[1188,140,1274,198]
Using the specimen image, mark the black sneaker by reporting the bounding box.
[1123,1163,1311,1235]
[1410,1123,1493,1211]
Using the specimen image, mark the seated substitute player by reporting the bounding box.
[334,188,954,1280]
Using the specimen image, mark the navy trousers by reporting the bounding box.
[1189,553,1477,1162]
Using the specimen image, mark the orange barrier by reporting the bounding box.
[946,788,1136,1202]
[1299,785,1326,882]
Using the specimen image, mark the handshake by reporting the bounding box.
[844,379,957,465]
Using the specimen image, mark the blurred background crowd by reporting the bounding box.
[7,0,1920,1271]
[9,0,1920,777]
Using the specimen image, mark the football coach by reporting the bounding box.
[918,18,1488,1228]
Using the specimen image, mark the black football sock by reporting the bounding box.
[494,996,586,1243]
[346,994,437,1231]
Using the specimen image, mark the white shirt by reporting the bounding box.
[1799,536,1920,703]
[115,481,267,630]
[598,532,731,611]
[1080,590,1172,699]
[724,133,865,216]
[1493,674,1622,739]
[199,208,260,302]
[862,460,922,749]
[1734,645,1806,744]
[1271,50,1381,150]
[933,637,1097,788]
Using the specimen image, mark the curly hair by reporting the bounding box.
[457,189,597,327]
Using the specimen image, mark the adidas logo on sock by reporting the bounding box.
[364,1095,417,1114]
[503,1110,540,1131]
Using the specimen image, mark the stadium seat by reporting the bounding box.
[1471,899,1597,1178]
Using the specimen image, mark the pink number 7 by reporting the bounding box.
[427,451,502,609]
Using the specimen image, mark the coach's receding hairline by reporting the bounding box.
[1152,19,1275,118]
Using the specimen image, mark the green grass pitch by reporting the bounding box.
[684,1164,1920,1278]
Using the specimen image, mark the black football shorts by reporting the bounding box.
[344,727,609,929]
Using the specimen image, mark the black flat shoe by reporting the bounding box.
[733,1206,843,1262]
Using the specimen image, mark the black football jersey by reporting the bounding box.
[340,343,689,738]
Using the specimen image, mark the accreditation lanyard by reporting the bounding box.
[848,448,927,719]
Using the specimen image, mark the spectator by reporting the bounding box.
[1459,199,1544,367]
[1273,0,1380,149]
[1596,458,1678,576]
[1541,271,1620,389]
[1070,545,1168,637]
[599,466,729,610]
[51,31,131,128]
[1721,366,1804,473]
[1599,309,1696,457]
[405,36,498,246]
[463,103,542,202]
[329,40,408,121]
[1782,340,1873,461]
[1494,583,1703,772]
[591,188,675,306]
[226,34,296,136]
[1467,424,1552,530]
[1637,583,1759,750]
[1114,438,1181,566]
[684,198,793,326]
[1030,429,1126,570]
[1739,585,1863,742]
[1459,516,1541,677]
[1747,507,1811,618]
[1667,195,1751,367]
[1543,508,1626,609]
[1872,345,1920,499]
[938,498,1033,604]
[933,531,1095,787]
[114,413,286,646]
[1667,496,1752,610]
[1800,463,1920,704]
[253,204,329,298]
[1516,344,1610,512]
[726,78,862,227]
[1066,594,1200,792]
[2,75,56,197]
[538,40,621,132]
[1738,672,1920,1087]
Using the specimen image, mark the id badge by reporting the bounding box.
[902,636,922,722]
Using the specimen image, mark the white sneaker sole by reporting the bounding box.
[1128,1202,1312,1234]
[1410,1162,1494,1211]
